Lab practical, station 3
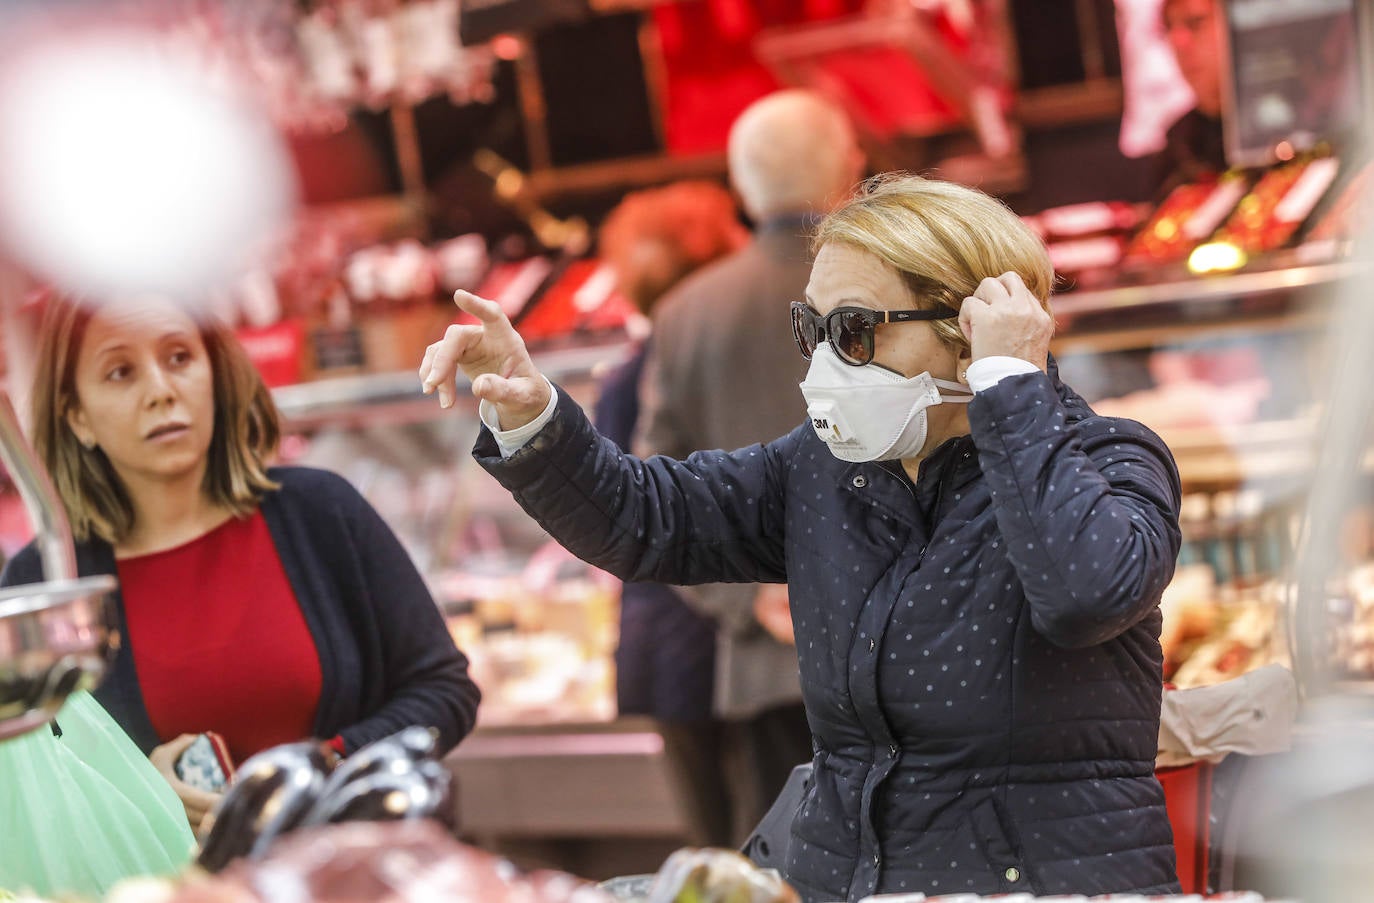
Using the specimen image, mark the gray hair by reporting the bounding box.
[727,90,862,222]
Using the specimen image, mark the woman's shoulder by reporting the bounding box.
[1074,408,1174,452]
[773,419,827,458]
[1,541,43,585]
[1,535,107,587]
[1052,375,1173,456]
[265,466,369,515]
[268,465,358,493]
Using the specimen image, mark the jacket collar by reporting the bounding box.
[822,433,979,533]
[756,212,822,236]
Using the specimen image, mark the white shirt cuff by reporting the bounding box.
[480,378,559,458]
[965,357,1041,393]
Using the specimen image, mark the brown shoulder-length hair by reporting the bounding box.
[30,296,281,544]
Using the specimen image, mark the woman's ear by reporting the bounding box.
[957,347,974,386]
[65,404,95,450]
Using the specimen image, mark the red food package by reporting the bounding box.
[514,259,636,345]
[1126,173,1251,263]
[458,257,556,325]
[236,320,305,388]
[1214,156,1342,254]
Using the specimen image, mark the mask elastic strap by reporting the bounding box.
[932,377,974,402]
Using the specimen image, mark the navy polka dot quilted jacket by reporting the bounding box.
[475,364,1183,902]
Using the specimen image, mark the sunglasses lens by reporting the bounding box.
[833,310,874,365]
[791,304,818,358]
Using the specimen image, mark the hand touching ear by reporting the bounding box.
[958,273,1052,371]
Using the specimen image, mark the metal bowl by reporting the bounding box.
[0,574,118,740]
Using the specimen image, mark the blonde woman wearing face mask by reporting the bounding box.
[420,174,1183,903]
[3,295,480,829]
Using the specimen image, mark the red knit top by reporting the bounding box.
[116,510,324,764]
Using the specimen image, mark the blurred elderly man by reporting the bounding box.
[633,89,864,844]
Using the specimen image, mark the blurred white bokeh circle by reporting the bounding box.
[0,30,296,302]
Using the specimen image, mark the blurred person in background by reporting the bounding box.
[1061,0,1231,403]
[421,172,1183,901]
[1,295,480,829]
[1155,0,1229,193]
[593,179,749,846]
[632,89,865,844]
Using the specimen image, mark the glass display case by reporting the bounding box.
[274,337,633,730]
[1051,257,1369,692]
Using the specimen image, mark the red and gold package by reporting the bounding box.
[1126,173,1251,263]
[1214,155,1342,254]
[514,258,636,345]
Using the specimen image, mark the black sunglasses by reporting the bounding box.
[790,300,960,366]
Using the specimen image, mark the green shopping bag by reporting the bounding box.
[0,692,195,899]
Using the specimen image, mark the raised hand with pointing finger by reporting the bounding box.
[419,290,552,428]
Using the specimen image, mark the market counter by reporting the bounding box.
[443,716,690,879]
[445,716,685,838]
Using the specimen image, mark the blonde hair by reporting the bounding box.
[31,296,281,544]
[598,180,746,315]
[813,174,1054,353]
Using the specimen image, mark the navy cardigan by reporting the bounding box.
[1,467,480,757]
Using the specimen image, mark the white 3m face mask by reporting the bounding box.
[799,343,972,462]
